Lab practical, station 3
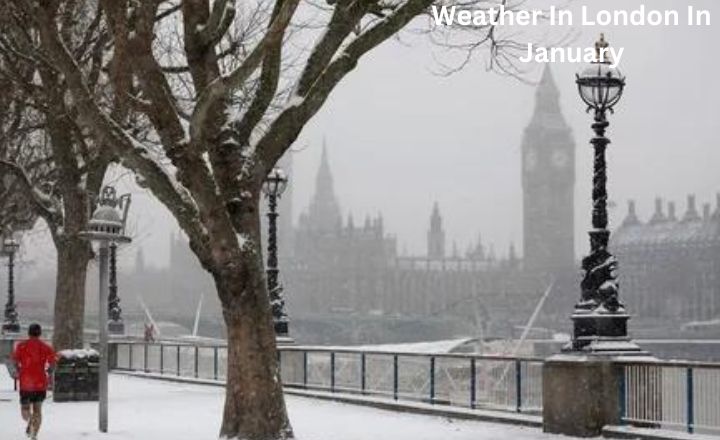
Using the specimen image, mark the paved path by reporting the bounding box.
[0,369,578,439]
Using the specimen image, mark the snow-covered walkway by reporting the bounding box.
[1,369,578,440]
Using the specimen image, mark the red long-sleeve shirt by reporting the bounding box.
[11,338,57,392]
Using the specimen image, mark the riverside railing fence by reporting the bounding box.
[109,341,720,435]
[277,346,544,414]
[618,358,720,435]
[109,341,543,415]
[111,340,229,381]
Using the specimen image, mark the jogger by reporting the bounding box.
[10,323,56,439]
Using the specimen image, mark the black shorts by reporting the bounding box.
[19,391,46,405]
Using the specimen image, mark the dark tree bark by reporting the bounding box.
[222,307,290,438]
[52,237,92,350]
[217,200,291,438]
[44,70,97,350]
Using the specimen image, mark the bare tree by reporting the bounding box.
[0,2,112,350]
[6,0,518,437]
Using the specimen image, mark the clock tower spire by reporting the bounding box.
[521,66,576,273]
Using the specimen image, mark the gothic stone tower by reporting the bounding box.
[306,140,342,233]
[522,66,575,273]
[427,202,445,259]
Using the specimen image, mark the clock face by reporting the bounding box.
[552,150,569,168]
[524,150,537,171]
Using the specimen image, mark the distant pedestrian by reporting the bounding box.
[144,323,156,343]
[9,323,56,439]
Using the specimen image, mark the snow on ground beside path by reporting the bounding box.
[1,369,576,440]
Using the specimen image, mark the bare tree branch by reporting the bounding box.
[0,159,59,223]
[189,0,300,146]
[30,1,212,261]
[255,0,434,178]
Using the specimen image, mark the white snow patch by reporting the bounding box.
[31,187,57,213]
[57,349,99,360]
[224,102,243,124]
[285,94,304,109]
[236,233,251,251]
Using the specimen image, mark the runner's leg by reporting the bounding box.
[21,401,31,436]
[30,401,42,436]
[20,403,30,422]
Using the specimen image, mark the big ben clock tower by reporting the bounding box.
[522,66,576,273]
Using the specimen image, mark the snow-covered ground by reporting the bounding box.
[0,369,578,440]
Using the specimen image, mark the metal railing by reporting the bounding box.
[109,341,543,415]
[111,341,228,381]
[618,359,720,435]
[109,341,720,435]
[277,346,544,414]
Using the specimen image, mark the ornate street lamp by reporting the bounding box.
[568,35,641,354]
[108,242,124,335]
[1,235,20,334]
[262,167,289,336]
[80,186,131,433]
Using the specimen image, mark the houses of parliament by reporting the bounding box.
[285,67,579,335]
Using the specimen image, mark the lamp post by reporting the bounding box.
[1,236,20,334]
[262,167,289,336]
[107,243,124,335]
[567,34,641,354]
[80,186,131,433]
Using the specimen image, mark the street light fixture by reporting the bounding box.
[80,186,131,433]
[568,35,641,354]
[262,167,289,336]
[1,235,20,334]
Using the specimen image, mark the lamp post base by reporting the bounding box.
[1,321,20,334]
[564,311,647,355]
[108,320,125,336]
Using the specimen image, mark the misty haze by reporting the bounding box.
[1,0,719,439]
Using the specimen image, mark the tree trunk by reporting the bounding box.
[217,197,293,440]
[220,294,292,439]
[52,237,91,350]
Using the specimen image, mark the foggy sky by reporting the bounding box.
[17,0,720,274]
[291,0,720,258]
